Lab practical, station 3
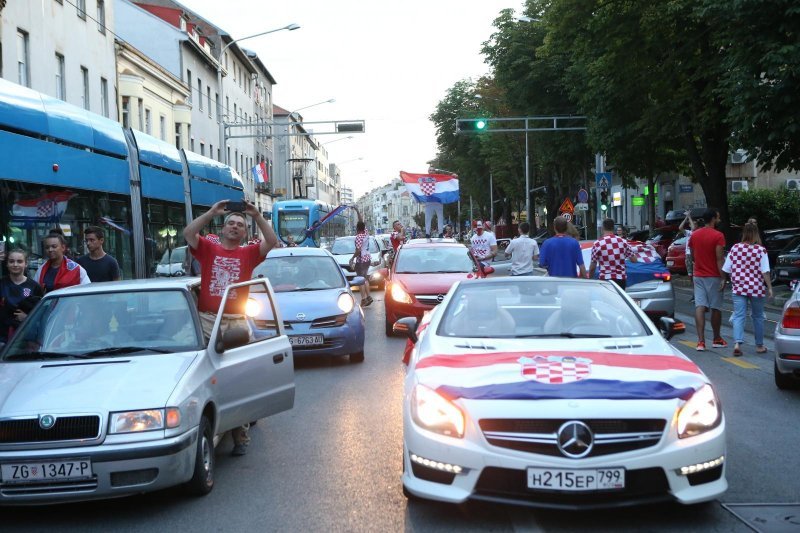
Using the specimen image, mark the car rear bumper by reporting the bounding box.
[402,416,726,509]
[775,266,800,282]
[774,327,800,376]
[0,428,198,505]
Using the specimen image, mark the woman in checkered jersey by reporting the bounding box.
[720,222,773,356]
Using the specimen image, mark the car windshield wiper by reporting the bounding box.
[517,333,613,338]
[79,346,174,357]
[6,351,88,361]
[292,287,326,292]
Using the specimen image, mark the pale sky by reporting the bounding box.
[181,0,521,199]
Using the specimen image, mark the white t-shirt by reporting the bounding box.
[684,229,693,256]
[470,231,497,259]
[505,235,540,275]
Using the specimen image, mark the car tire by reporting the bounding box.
[185,416,215,496]
[349,351,364,364]
[775,361,799,390]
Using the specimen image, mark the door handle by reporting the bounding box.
[273,354,285,364]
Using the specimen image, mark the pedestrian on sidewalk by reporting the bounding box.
[183,199,279,456]
[589,218,637,289]
[687,208,727,351]
[720,222,773,356]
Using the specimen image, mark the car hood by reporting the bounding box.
[392,272,475,294]
[413,338,708,406]
[0,353,198,415]
[252,289,349,322]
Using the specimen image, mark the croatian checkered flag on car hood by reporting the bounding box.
[629,242,660,263]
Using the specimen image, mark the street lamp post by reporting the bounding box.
[217,23,300,165]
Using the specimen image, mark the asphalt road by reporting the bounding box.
[3,287,799,532]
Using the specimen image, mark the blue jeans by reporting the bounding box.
[731,294,766,346]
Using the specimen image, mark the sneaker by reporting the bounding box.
[733,345,743,357]
[231,443,248,456]
[361,296,373,307]
[696,341,705,351]
[712,338,728,348]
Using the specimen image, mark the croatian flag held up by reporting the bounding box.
[251,161,268,184]
[400,171,459,204]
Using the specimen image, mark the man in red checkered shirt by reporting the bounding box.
[589,218,637,289]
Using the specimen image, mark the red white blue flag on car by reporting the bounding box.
[413,351,704,401]
[400,171,460,204]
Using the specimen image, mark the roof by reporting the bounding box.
[405,238,461,247]
[46,277,199,297]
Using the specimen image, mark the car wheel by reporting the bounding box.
[774,361,799,390]
[185,416,214,496]
[349,351,364,363]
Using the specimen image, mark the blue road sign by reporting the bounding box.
[577,188,589,203]
[595,172,612,189]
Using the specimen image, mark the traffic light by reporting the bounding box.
[456,118,489,133]
[600,190,609,211]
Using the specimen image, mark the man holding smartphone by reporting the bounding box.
[183,198,279,456]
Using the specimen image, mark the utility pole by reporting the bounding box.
[595,152,605,238]
[489,173,494,224]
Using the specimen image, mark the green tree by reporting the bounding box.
[702,0,800,172]
[728,188,800,229]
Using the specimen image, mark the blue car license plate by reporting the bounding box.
[289,335,324,346]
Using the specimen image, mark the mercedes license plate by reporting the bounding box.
[289,334,324,346]
[527,467,625,491]
[1,459,92,484]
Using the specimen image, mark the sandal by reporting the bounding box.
[756,346,768,354]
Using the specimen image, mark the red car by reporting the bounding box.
[646,226,681,261]
[384,239,492,335]
[666,236,688,275]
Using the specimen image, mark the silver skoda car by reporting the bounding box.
[0,278,294,504]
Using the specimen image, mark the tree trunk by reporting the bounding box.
[647,174,656,228]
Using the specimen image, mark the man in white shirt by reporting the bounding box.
[505,222,540,276]
[470,220,497,264]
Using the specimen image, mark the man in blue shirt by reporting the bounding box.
[538,216,587,278]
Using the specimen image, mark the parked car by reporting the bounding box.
[250,247,366,363]
[155,246,188,277]
[0,277,295,504]
[646,226,680,262]
[384,239,493,336]
[395,277,726,508]
[774,281,800,389]
[774,237,800,284]
[764,228,800,270]
[666,236,688,275]
[330,235,388,288]
[580,241,675,321]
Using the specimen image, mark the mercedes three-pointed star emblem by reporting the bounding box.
[556,420,594,458]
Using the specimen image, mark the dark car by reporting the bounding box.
[775,237,800,284]
[627,229,651,243]
[763,227,800,269]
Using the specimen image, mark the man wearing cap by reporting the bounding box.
[470,220,497,265]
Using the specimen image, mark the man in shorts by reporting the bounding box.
[351,219,373,307]
[687,208,726,351]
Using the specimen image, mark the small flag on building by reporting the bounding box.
[251,161,268,184]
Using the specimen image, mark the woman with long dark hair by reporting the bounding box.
[720,222,773,356]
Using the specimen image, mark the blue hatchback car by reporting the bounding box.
[250,247,366,363]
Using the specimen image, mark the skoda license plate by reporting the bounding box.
[1,459,92,484]
[527,467,625,491]
[289,335,324,347]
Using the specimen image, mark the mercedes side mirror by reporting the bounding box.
[393,317,419,343]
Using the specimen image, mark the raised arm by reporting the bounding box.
[184,200,228,249]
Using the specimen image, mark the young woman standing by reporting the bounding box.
[0,249,44,345]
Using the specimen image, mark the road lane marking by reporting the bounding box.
[678,340,697,349]
[720,357,759,369]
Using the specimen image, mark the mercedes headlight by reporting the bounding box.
[337,292,355,313]
[109,408,181,434]
[676,385,721,439]
[411,384,465,438]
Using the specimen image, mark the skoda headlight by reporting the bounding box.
[411,384,465,438]
[337,292,355,313]
[109,408,181,434]
[676,385,721,439]
[390,282,413,304]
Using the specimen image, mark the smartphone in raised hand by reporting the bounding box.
[225,201,246,212]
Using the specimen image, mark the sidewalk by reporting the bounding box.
[671,274,791,311]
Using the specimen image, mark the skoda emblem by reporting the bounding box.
[436,294,444,303]
[296,312,306,321]
[39,414,56,430]
[557,421,593,458]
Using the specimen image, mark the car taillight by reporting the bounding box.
[654,272,671,282]
[782,305,800,329]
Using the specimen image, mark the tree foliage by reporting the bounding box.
[728,189,800,229]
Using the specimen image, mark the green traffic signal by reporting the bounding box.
[475,119,487,130]
[456,118,490,133]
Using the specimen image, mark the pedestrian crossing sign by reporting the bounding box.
[595,172,611,190]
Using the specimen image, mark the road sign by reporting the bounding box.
[577,188,589,203]
[561,212,573,222]
[575,202,589,211]
[595,172,611,190]
[559,197,574,213]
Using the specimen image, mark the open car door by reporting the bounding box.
[209,278,294,433]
